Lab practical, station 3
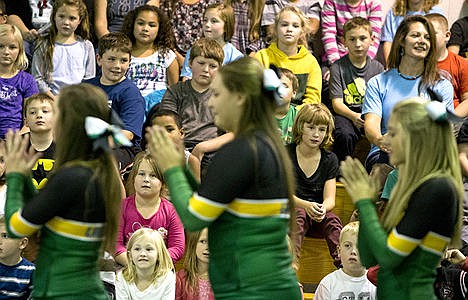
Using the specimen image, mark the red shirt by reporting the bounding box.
[438,51,468,107]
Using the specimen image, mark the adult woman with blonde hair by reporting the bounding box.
[341,98,463,299]
[2,83,124,299]
[362,15,453,173]
[146,57,301,299]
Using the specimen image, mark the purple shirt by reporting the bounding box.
[116,195,185,263]
[0,71,39,139]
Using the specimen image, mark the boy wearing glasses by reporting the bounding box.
[0,215,34,299]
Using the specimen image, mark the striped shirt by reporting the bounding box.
[0,258,35,299]
[321,0,382,64]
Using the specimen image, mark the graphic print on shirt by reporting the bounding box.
[127,59,168,91]
[343,77,366,110]
[337,291,372,300]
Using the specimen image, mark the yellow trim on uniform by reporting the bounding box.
[46,217,104,241]
[189,194,226,221]
[387,229,419,256]
[9,211,40,237]
[227,198,289,218]
[421,232,449,255]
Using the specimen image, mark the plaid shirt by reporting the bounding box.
[231,1,265,54]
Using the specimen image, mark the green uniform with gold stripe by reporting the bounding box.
[5,167,107,299]
[356,177,458,299]
[165,133,301,299]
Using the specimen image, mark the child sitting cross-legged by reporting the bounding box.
[314,221,376,300]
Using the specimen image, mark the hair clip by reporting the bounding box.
[263,68,288,106]
[85,116,132,152]
[425,101,464,124]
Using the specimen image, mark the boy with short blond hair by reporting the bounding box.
[161,38,233,176]
[0,216,35,299]
[315,222,376,300]
[23,93,56,190]
[329,17,384,162]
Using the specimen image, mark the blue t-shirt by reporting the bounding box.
[0,258,35,299]
[180,42,244,78]
[0,70,39,139]
[381,6,444,42]
[84,77,145,141]
[362,68,454,156]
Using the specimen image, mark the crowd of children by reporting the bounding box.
[0,0,467,298]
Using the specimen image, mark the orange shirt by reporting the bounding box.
[438,51,468,107]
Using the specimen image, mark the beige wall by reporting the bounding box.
[381,0,468,27]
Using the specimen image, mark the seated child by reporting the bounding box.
[115,152,185,266]
[0,216,35,299]
[160,38,234,175]
[21,93,56,263]
[22,94,56,190]
[288,103,342,268]
[0,23,39,139]
[142,104,201,182]
[31,0,95,99]
[116,228,176,299]
[256,6,322,106]
[180,3,243,80]
[329,17,384,162]
[275,67,298,145]
[176,228,215,300]
[315,221,376,300]
[84,32,145,170]
[122,5,179,113]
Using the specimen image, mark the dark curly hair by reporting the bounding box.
[121,5,175,55]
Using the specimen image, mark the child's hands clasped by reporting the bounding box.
[340,157,380,204]
[2,130,41,175]
[145,126,184,173]
[305,202,326,222]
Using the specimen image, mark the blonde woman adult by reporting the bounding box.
[341,98,463,299]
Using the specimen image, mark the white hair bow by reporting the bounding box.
[425,101,464,123]
[263,68,288,106]
[85,116,132,152]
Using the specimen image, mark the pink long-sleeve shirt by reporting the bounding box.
[116,195,185,262]
[321,0,382,64]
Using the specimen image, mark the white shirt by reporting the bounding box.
[314,269,376,300]
[115,270,175,300]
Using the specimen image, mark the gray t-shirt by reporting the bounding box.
[329,55,383,113]
[160,80,219,149]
